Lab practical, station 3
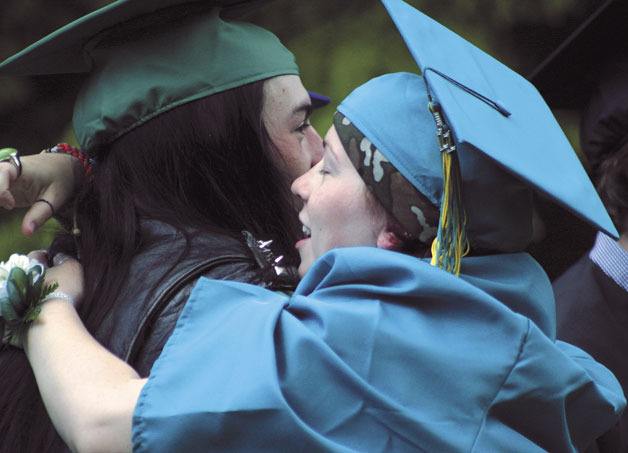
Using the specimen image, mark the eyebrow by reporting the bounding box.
[292,100,312,117]
[324,142,339,166]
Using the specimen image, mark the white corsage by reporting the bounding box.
[0,254,58,348]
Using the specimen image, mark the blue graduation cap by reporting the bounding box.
[379,0,618,254]
[339,0,618,275]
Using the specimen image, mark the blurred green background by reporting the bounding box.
[0,0,599,260]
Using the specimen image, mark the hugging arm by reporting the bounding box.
[0,151,83,235]
[24,258,142,453]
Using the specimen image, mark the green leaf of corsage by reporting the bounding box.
[0,254,57,348]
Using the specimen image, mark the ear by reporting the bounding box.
[376,229,403,250]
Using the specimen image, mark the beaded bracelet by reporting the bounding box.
[40,291,75,307]
[43,143,95,177]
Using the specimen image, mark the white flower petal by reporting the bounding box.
[5,253,38,272]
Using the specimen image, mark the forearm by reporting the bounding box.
[24,299,145,453]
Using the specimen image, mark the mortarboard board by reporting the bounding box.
[339,0,618,273]
[0,0,300,154]
[529,0,628,178]
[527,0,628,276]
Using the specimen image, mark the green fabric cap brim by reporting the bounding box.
[0,0,271,75]
[0,0,298,153]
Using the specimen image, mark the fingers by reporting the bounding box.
[0,163,18,210]
[26,251,76,270]
[50,254,80,274]
[27,250,50,268]
[21,200,55,236]
[44,255,84,303]
[0,191,16,210]
[52,253,72,267]
[2,152,79,235]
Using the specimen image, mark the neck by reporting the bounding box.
[618,232,628,252]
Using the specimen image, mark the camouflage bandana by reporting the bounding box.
[333,112,439,244]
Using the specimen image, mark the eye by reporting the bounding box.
[318,160,331,176]
[295,118,311,133]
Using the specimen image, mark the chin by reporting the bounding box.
[298,254,318,276]
[297,246,315,277]
[297,262,309,278]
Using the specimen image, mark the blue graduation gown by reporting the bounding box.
[132,248,625,452]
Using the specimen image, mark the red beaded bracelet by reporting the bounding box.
[44,143,94,176]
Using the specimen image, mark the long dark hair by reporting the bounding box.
[0,79,301,451]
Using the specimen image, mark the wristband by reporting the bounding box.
[44,143,95,176]
[40,291,75,307]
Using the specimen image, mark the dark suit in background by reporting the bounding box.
[555,233,628,452]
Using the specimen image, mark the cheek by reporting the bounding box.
[311,189,380,252]
[272,136,311,181]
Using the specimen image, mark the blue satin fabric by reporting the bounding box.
[132,248,625,452]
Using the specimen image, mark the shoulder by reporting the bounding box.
[473,319,626,452]
[553,253,599,299]
[297,247,457,294]
[553,254,607,340]
[295,248,532,337]
[110,225,263,374]
[461,252,556,338]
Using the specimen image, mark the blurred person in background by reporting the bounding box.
[553,61,628,453]
[531,1,628,450]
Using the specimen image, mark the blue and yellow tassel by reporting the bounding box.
[428,101,469,276]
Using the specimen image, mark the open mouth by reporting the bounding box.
[295,223,312,249]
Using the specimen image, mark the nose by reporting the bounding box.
[291,169,311,201]
[306,127,324,166]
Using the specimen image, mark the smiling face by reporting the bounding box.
[263,75,324,183]
[291,125,389,276]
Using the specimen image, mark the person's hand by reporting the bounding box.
[27,251,84,307]
[0,152,83,236]
[45,256,84,307]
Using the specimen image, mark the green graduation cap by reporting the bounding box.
[0,0,299,153]
[377,0,618,250]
